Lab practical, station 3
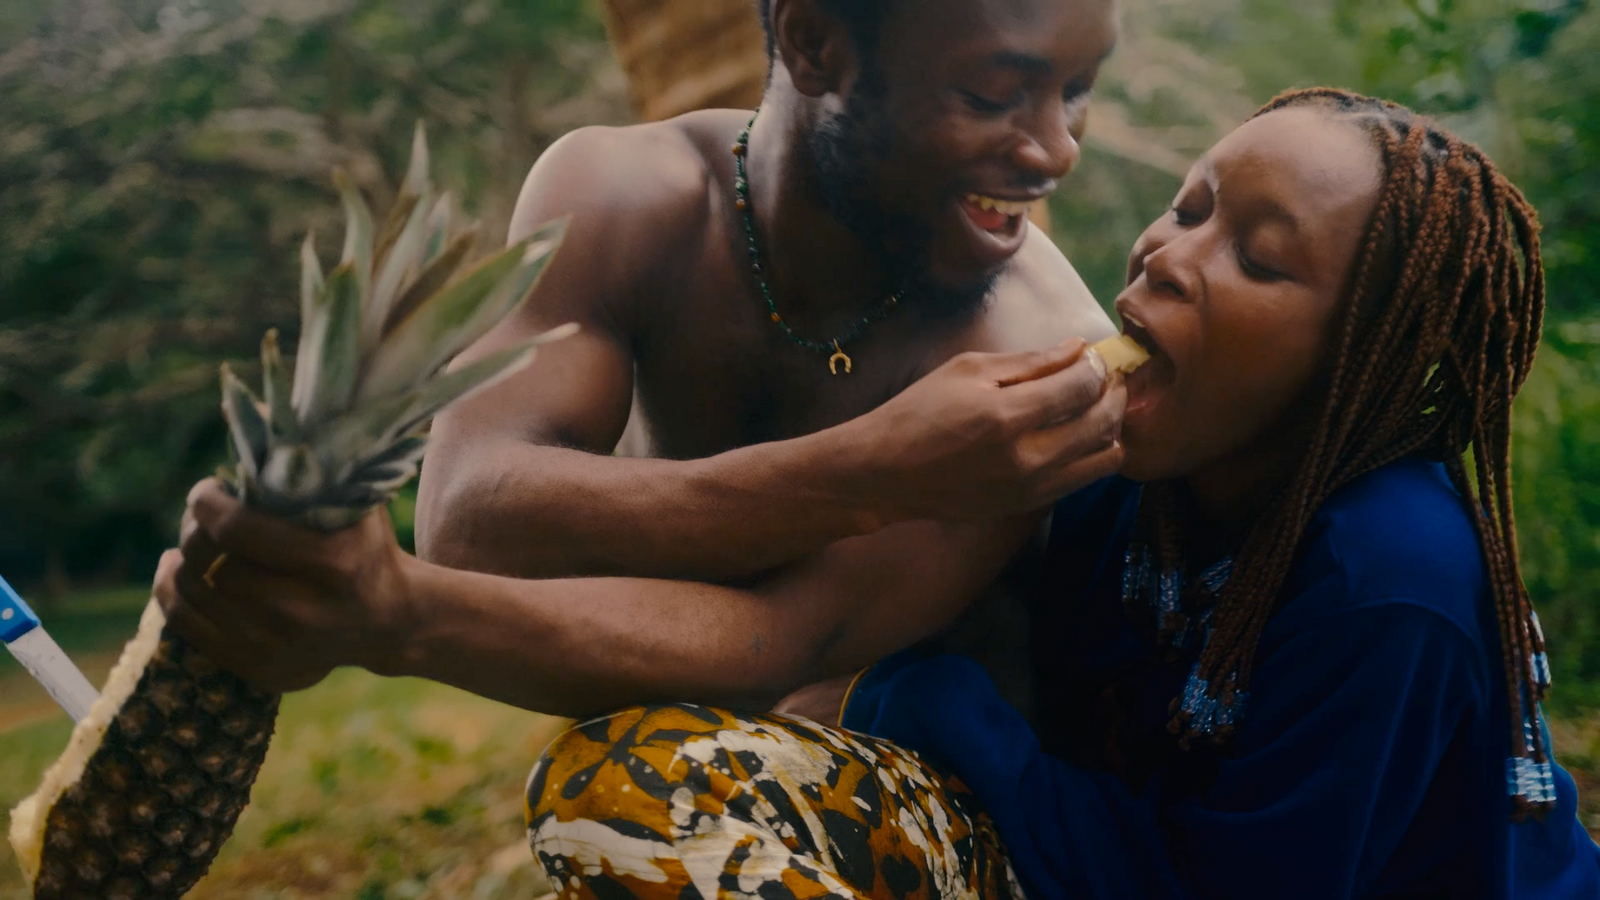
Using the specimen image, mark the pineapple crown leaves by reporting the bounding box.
[222,122,576,530]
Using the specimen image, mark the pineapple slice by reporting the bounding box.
[8,123,573,900]
[1090,333,1151,376]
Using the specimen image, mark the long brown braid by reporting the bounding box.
[1137,88,1551,817]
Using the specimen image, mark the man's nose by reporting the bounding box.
[1013,100,1083,181]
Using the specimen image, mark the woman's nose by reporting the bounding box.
[1138,238,1199,303]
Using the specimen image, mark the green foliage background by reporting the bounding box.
[0,0,1595,705]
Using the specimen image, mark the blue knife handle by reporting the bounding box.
[0,574,41,644]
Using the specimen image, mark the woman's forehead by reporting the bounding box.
[1199,109,1384,244]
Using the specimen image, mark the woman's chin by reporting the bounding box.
[1116,431,1181,484]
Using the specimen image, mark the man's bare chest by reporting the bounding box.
[619,268,954,459]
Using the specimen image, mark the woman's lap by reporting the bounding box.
[525,704,1023,900]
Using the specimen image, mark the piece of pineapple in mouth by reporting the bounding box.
[1090,333,1152,377]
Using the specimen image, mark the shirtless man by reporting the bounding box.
[162,1,1124,890]
[163,0,1123,711]
[397,0,1121,711]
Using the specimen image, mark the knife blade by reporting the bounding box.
[1,574,100,723]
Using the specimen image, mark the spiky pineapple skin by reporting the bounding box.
[11,122,568,900]
[31,626,277,899]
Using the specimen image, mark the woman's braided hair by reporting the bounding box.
[1145,88,1550,816]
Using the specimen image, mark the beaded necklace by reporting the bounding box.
[733,112,900,375]
[1122,537,1242,739]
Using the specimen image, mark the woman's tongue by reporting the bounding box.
[962,198,1015,233]
[1126,348,1175,412]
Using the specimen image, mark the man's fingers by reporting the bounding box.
[155,548,184,595]
[1030,441,1128,507]
[1013,383,1126,476]
[154,560,232,661]
[179,510,223,576]
[1005,355,1114,431]
[993,339,1087,387]
[189,478,332,573]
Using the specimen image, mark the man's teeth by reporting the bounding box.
[965,195,1033,217]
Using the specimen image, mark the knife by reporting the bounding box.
[1,574,100,723]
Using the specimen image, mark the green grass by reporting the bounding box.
[0,590,569,900]
[2,585,1597,899]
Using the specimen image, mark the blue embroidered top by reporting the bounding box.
[843,459,1600,899]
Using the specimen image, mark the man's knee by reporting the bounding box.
[525,704,740,826]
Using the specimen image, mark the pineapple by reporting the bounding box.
[1089,334,1151,376]
[8,123,574,900]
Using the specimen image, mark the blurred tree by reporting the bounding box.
[0,0,629,591]
[598,0,768,120]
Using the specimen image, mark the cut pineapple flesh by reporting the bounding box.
[11,604,278,899]
[9,122,572,899]
[1091,333,1152,376]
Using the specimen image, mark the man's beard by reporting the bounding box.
[806,82,1000,323]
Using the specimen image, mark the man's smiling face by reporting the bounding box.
[801,0,1118,317]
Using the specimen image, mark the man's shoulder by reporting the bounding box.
[968,226,1116,353]
[511,111,743,246]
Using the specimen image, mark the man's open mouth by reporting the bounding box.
[961,194,1032,235]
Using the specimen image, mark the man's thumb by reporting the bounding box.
[995,338,1088,387]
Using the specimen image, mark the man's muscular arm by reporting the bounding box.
[160,270,1125,714]
[416,125,1116,582]
[163,481,1053,719]
[417,126,888,581]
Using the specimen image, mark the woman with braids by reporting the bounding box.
[842,88,1600,897]
[160,88,1596,899]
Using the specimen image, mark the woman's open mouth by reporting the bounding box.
[1119,314,1176,417]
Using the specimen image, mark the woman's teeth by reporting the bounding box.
[1120,313,1159,355]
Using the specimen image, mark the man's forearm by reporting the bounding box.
[416,421,887,582]
[380,555,826,719]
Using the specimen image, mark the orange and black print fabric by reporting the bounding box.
[525,704,1024,900]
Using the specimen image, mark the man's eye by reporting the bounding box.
[960,90,1019,115]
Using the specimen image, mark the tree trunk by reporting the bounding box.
[597,0,769,121]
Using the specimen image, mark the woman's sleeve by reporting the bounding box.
[842,601,1481,900]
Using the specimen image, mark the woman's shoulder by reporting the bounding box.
[1286,458,1488,641]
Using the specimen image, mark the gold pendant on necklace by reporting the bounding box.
[829,340,853,376]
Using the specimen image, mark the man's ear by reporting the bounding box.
[769,0,853,98]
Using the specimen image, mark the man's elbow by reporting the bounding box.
[412,468,481,570]
[742,597,851,699]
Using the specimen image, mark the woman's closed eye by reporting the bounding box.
[1235,245,1288,282]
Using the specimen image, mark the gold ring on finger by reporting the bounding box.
[202,553,229,590]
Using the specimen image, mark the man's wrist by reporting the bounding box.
[816,416,900,532]
[361,552,433,679]
[772,421,898,537]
